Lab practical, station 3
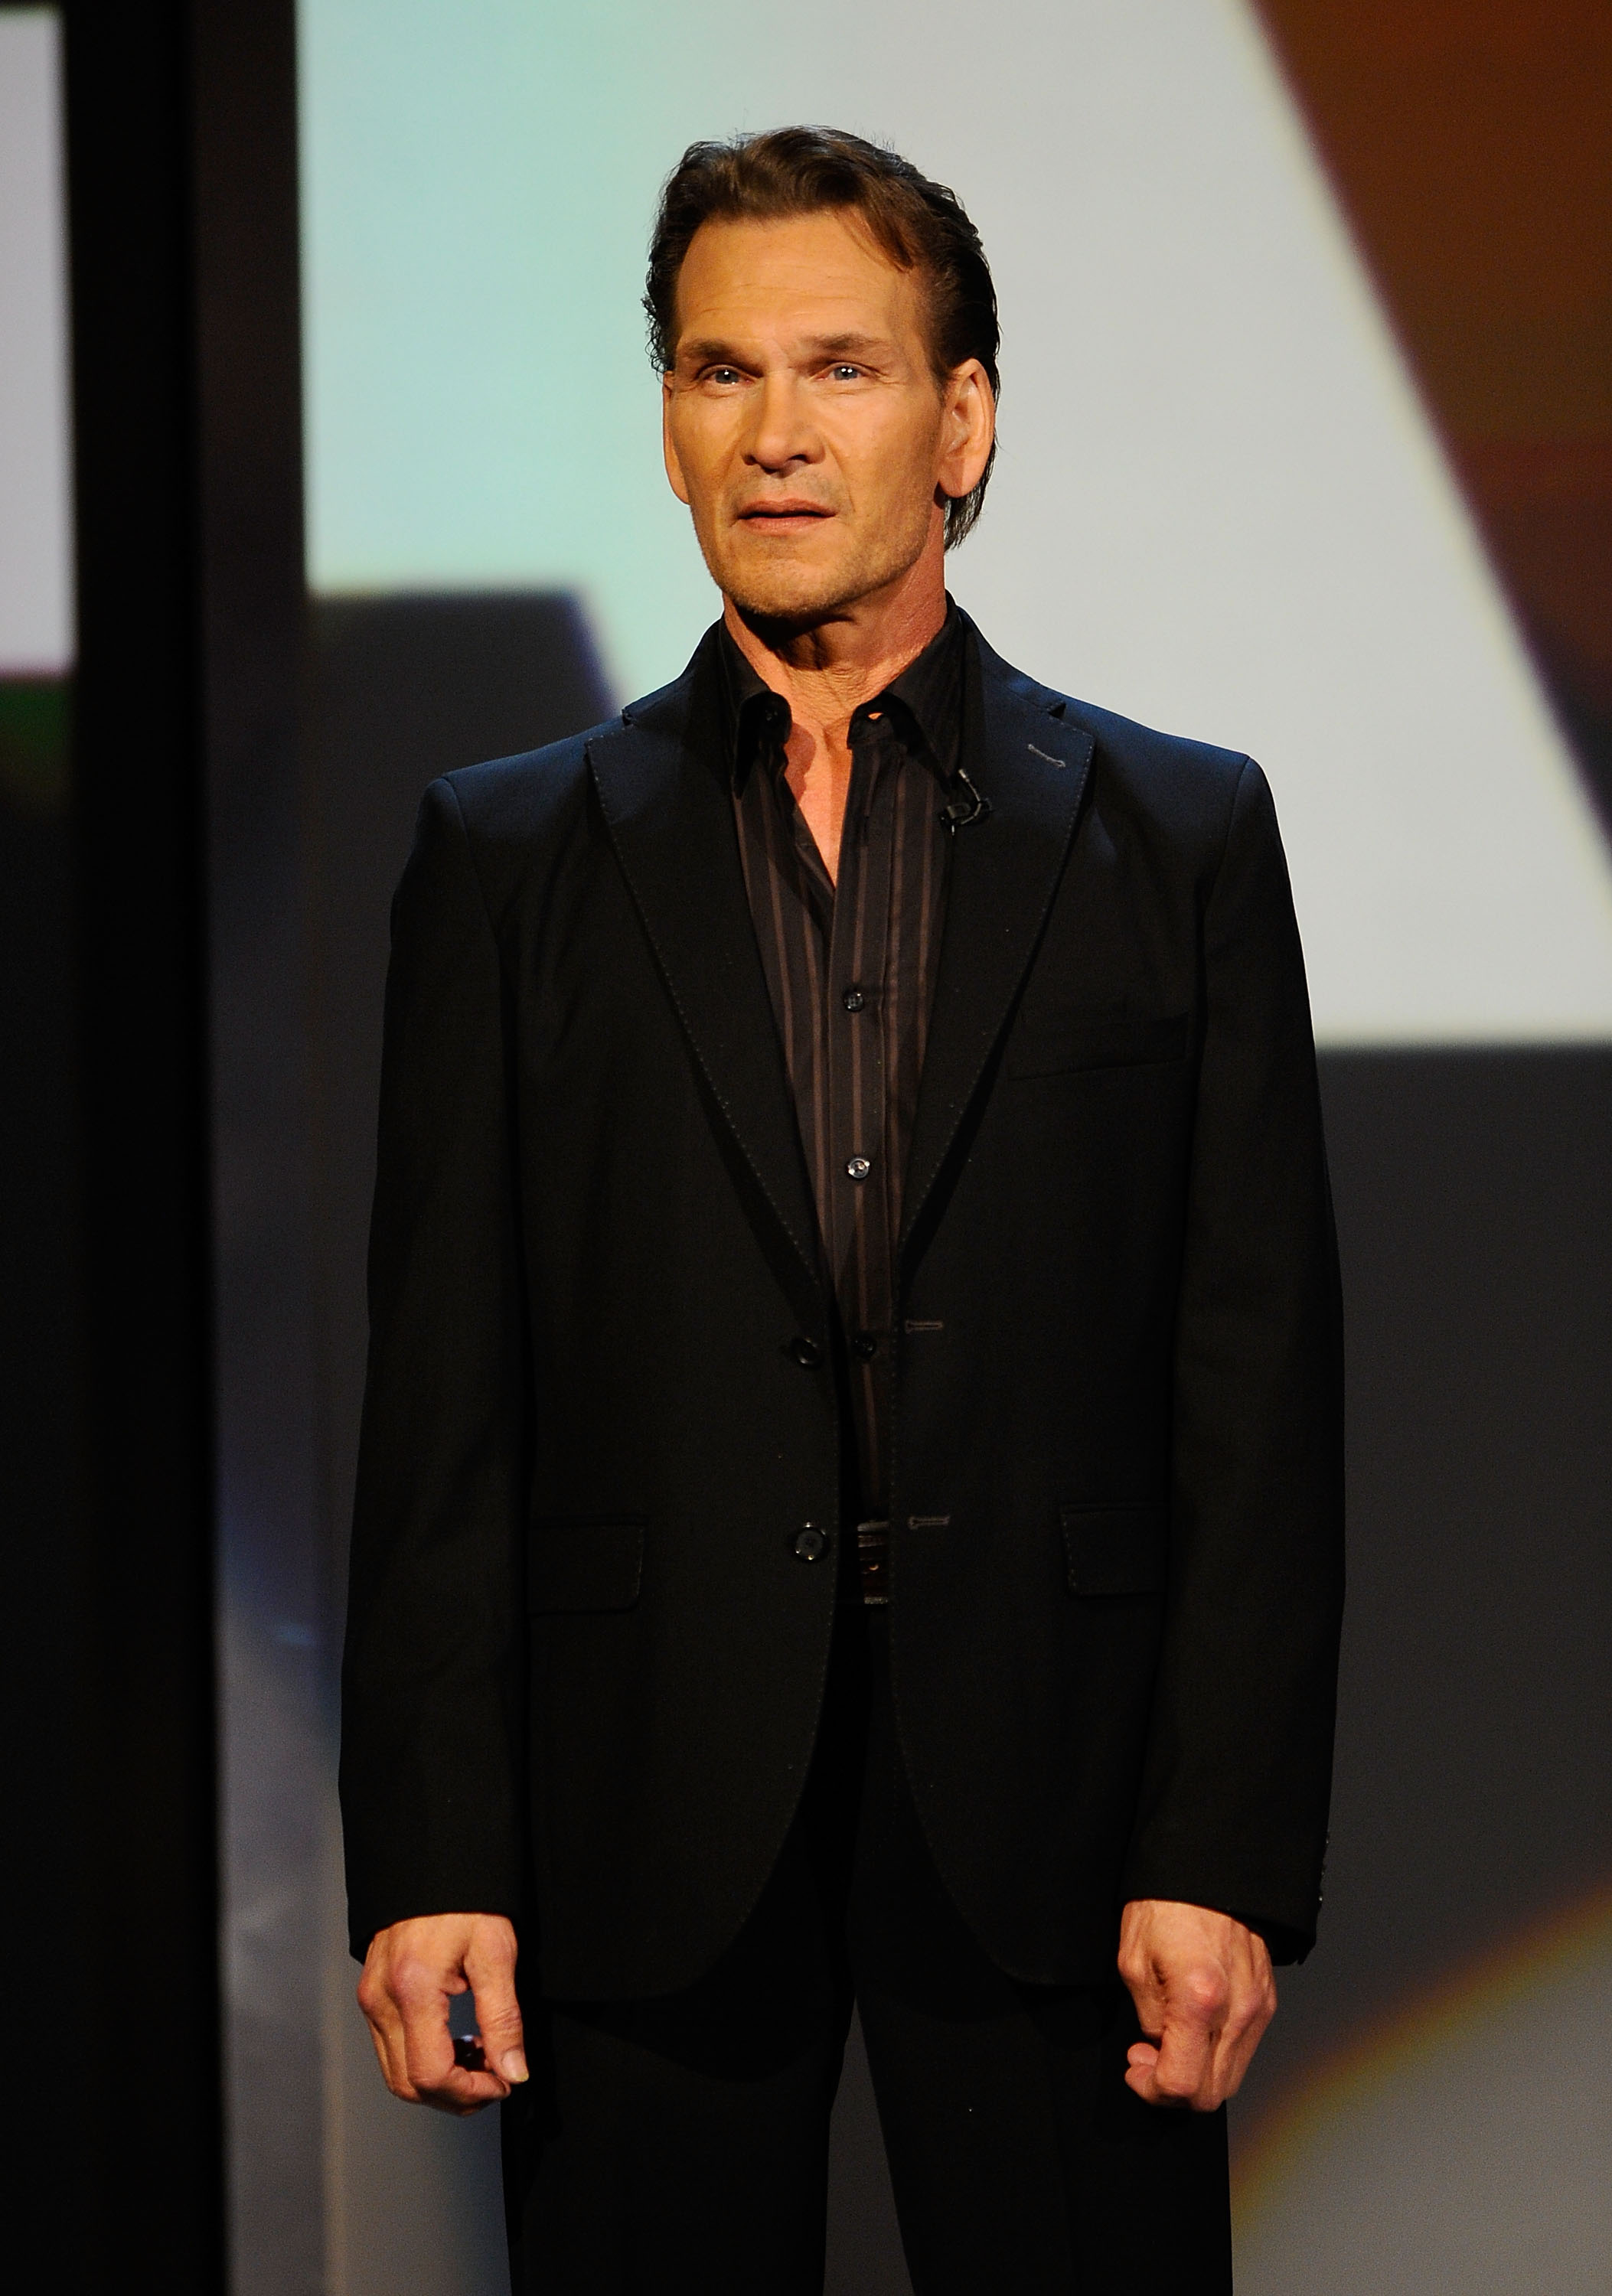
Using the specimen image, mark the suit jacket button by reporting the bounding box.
[793,1525,829,1564]
[850,1330,878,1360]
[788,1335,824,1368]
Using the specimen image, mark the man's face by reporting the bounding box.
[662,209,987,627]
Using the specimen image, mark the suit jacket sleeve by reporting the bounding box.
[339,777,527,1958]
[1121,758,1345,1956]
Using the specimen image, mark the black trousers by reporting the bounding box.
[502,1612,1231,2294]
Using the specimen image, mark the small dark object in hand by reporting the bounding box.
[452,2033,486,2071]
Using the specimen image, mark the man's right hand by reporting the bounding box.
[357,1912,529,2115]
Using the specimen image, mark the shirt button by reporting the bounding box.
[842,987,866,1013]
[793,1524,830,1564]
[788,1335,824,1368]
[851,1331,878,1360]
[846,1155,871,1182]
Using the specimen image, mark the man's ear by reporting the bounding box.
[938,360,994,504]
[662,376,692,507]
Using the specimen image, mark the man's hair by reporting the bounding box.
[645,126,1000,548]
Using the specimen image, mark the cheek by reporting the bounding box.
[668,407,733,501]
[874,440,945,536]
[868,402,946,495]
[831,409,928,505]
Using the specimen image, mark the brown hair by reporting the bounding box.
[645,126,1000,547]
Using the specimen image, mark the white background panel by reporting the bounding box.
[0,6,73,676]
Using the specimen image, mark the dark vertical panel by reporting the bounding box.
[0,680,90,2249]
[28,0,221,2283]
[189,2,325,2289]
[5,1,315,2280]
[307,593,611,1636]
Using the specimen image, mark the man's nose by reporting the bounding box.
[744,373,818,471]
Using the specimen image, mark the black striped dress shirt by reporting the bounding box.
[721,610,963,1543]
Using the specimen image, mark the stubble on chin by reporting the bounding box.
[697,514,933,634]
[717,563,869,632]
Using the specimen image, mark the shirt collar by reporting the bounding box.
[719,603,964,791]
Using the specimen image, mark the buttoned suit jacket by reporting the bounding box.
[340,614,1345,1998]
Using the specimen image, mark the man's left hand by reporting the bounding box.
[1118,1899,1276,2110]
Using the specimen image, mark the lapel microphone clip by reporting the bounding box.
[938,769,992,833]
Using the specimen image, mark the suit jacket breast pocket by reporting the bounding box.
[1060,1502,1169,1596]
[529,1515,646,1613]
[1007,1011,1189,1081]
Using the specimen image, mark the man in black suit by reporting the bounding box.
[341,126,1344,2294]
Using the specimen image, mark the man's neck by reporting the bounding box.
[721,552,947,884]
[722,540,947,744]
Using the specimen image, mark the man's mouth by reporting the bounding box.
[736,501,833,529]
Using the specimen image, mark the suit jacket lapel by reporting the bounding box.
[900,629,1095,1261]
[588,646,824,1293]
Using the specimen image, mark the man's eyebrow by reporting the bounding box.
[675,331,900,367]
[808,332,896,358]
[677,337,752,368]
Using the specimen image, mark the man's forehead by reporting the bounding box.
[674,210,918,335]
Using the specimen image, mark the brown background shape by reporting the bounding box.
[1255,0,1612,827]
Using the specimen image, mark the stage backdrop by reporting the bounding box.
[234,2,1612,2289]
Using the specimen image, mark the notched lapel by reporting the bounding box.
[900,641,1094,1259]
[587,670,824,1292]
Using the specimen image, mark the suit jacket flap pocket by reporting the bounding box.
[1009,1012,1189,1080]
[530,1516,646,1613]
[1060,1502,1169,1596]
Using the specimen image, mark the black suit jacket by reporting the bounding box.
[340,615,1345,1999]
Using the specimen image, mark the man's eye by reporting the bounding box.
[706,367,742,386]
[829,364,863,381]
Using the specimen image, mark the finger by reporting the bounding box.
[396,1975,472,2099]
[1207,1971,1278,2105]
[1124,2040,1163,2101]
[377,2044,507,2115]
[361,2000,405,2094]
[357,1968,421,2103]
[1149,2007,1217,2105]
[393,1966,520,2112]
[414,2063,514,2116]
[465,1931,528,2086]
[1122,2025,1209,2108]
[396,2010,513,2114]
[1118,1961,1167,2043]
